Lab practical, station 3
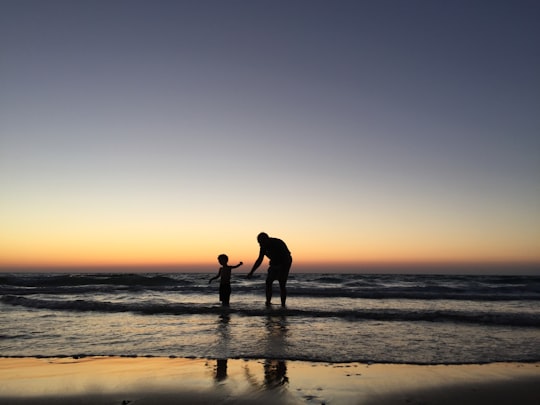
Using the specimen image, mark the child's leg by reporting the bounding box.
[221,284,231,306]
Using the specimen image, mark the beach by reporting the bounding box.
[0,357,539,404]
[2,273,539,404]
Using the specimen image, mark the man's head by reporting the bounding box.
[257,232,269,245]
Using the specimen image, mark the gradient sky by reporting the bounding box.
[1,1,539,273]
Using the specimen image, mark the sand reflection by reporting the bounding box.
[241,313,290,392]
[2,358,539,404]
[213,312,231,382]
[263,314,289,388]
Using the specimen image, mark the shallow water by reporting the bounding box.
[1,272,539,363]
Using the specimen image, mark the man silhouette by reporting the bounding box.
[247,232,292,307]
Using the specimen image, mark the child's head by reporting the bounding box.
[217,254,228,265]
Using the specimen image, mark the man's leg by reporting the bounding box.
[266,267,279,306]
[278,258,292,307]
[265,279,273,306]
[278,279,287,307]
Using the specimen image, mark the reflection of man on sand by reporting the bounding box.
[243,359,289,391]
[264,359,288,388]
[262,314,289,388]
[242,314,290,391]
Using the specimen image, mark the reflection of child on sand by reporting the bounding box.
[209,254,243,307]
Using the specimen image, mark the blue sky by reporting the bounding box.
[1,1,539,272]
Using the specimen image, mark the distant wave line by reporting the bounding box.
[1,285,538,301]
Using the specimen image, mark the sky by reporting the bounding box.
[1,0,539,274]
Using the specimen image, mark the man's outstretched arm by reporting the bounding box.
[247,252,264,278]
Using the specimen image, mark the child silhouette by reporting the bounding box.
[209,254,243,307]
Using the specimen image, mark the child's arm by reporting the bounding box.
[209,269,222,283]
[232,261,243,269]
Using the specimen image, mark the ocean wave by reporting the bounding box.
[285,286,540,301]
[2,295,539,327]
[2,273,539,302]
[2,285,538,302]
[0,273,182,288]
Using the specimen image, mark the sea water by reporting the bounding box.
[1,272,539,364]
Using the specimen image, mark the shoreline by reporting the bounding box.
[1,357,539,404]
[2,354,540,366]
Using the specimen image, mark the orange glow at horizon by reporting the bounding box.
[2,231,539,270]
[1,207,539,271]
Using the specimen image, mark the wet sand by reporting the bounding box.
[0,357,539,404]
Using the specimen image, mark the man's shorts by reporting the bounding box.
[266,257,292,283]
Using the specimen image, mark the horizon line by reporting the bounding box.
[1,261,539,275]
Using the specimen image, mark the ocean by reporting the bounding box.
[1,272,539,365]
